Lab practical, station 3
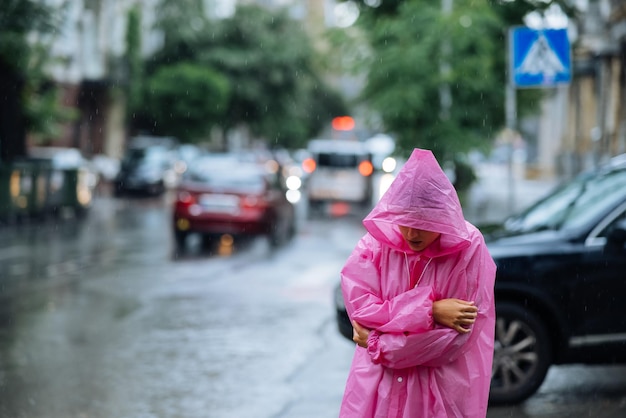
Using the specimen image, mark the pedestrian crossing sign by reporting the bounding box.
[510,27,571,88]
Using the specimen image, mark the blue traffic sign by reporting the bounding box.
[510,27,571,88]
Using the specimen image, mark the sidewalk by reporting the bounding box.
[463,162,559,226]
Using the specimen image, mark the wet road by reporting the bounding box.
[0,192,363,418]
[0,191,625,418]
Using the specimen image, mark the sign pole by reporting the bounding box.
[506,29,517,214]
[505,83,517,214]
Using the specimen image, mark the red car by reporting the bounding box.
[172,155,296,251]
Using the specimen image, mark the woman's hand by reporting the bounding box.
[352,321,370,348]
[433,298,478,333]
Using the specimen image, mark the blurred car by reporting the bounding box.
[303,139,374,215]
[365,133,396,173]
[114,138,178,196]
[334,153,626,405]
[172,155,297,251]
[91,154,121,182]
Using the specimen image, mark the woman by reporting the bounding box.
[340,148,496,418]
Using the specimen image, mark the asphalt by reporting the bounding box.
[463,162,559,226]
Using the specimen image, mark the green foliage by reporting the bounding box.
[146,3,347,149]
[336,0,574,193]
[155,0,208,46]
[486,0,578,23]
[0,0,73,150]
[202,5,348,148]
[349,0,571,163]
[353,0,577,19]
[0,0,58,72]
[125,6,143,117]
[143,62,230,142]
[23,86,78,144]
[357,0,504,163]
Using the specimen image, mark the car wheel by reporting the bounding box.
[174,230,188,251]
[269,220,287,248]
[489,302,552,405]
[150,182,165,196]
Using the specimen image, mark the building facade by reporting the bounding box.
[559,0,626,176]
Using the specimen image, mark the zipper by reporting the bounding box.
[405,252,432,288]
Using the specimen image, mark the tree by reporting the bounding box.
[350,0,505,162]
[125,6,143,122]
[154,0,208,47]
[206,5,349,149]
[350,0,576,21]
[143,62,230,142]
[145,2,347,150]
[0,0,58,162]
[340,0,573,163]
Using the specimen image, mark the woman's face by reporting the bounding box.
[398,225,441,252]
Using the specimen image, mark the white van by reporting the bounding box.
[303,139,374,211]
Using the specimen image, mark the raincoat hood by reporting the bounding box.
[363,148,470,257]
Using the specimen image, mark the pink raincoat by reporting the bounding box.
[340,149,496,418]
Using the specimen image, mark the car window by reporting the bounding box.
[506,168,626,233]
[596,206,626,239]
[559,170,626,230]
[187,167,265,193]
[317,153,359,168]
[124,147,170,165]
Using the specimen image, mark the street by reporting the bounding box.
[0,188,625,418]
[0,191,362,418]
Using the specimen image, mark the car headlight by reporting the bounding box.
[286,189,301,204]
[381,157,397,173]
[286,175,302,190]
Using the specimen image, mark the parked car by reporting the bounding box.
[91,154,121,183]
[334,153,626,405]
[114,138,178,196]
[172,155,297,251]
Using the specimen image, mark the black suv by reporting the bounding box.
[334,153,626,405]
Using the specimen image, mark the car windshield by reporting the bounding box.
[504,168,626,233]
[123,147,170,166]
[186,165,266,194]
[317,153,360,168]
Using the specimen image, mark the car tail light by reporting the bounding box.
[176,191,196,206]
[240,195,267,209]
[358,160,374,177]
[302,158,316,174]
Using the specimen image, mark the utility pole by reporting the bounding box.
[439,0,453,121]
[505,29,517,213]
